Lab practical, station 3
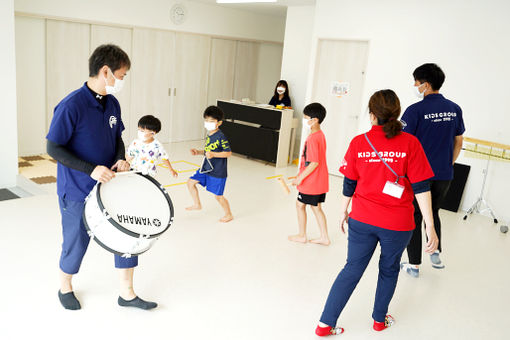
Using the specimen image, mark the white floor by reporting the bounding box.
[1,141,509,340]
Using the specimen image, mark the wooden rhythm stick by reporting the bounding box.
[277,176,297,195]
[278,177,291,194]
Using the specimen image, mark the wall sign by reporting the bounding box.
[330,81,350,97]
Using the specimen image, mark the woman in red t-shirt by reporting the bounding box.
[315,90,439,336]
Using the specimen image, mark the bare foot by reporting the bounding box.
[220,214,234,223]
[60,287,73,294]
[186,205,202,211]
[309,238,331,246]
[120,292,137,300]
[288,234,307,243]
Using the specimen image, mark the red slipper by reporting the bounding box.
[373,315,395,331]
[315,324,344,336]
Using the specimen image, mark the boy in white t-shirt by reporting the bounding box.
[126,115,178,177]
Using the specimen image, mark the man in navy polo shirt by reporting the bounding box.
[400,63,465,277]
[47,44,157,310]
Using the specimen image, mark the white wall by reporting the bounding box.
[283,0,510,221]
[14,0,285,43]
[280,6,315,160]
[0,0,18,189]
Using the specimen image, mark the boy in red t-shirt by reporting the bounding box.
[289,103,330,245]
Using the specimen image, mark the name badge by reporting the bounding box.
[383,181,404,199]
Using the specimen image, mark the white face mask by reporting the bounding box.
[413,83,425,99]
[204,121,217,131]
[302,118,313,130]
[104,68,124,95]
[137,130,152,141]
[277,87,286,95]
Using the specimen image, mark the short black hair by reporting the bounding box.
[303,102,326,124]
[89,44,131,77]
[413,63,445,91]
[203,106,224,121]
[138,115,161,133]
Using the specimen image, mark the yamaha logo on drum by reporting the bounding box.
[117,214,162,228]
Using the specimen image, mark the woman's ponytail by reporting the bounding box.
[368,90,402,139]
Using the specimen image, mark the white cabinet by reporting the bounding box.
[46,20,90,133]
[233,41,260,101]
[207,38,237,106]
[90,25,134,143]
[172,33,211,142]
[15,16,46,156]
[130,28,175,144]
[15,15,283,156]
[255,43,283,104]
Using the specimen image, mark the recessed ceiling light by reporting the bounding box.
[217,0,277,3]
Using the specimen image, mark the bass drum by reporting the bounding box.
[83,172,174,257]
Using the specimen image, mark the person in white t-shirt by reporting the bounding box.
[127,115,178,177]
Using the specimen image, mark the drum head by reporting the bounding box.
[98,173,173,238]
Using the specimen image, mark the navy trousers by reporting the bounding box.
[320,218,412,325]
[59,195,138,275]
[407,180,451,265]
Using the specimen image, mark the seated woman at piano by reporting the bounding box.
[269,80,292,108]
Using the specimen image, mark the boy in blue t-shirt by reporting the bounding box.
[400,63,465,277]
[186,106,233,223]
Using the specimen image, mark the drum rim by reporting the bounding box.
[96,172,174,239]
[82,209,151,257]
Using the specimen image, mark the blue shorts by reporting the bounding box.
[189,171,227,196]
[59,195,138,275]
